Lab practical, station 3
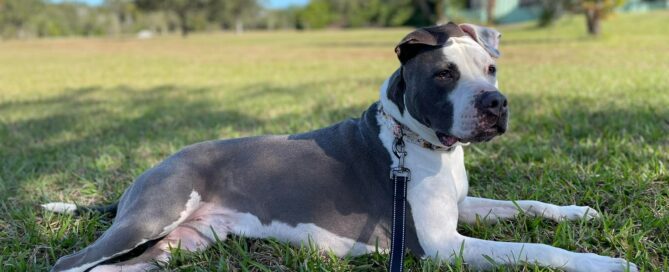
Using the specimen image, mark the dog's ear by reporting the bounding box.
[386,69,406,114]
[395,22,465,64]
[458,23,501,58]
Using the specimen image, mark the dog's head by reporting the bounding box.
[383,22,507,147]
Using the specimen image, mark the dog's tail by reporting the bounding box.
[41,202,118,216]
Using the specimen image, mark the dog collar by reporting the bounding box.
[378,105,455,152]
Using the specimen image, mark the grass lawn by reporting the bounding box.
[1,11,667,271]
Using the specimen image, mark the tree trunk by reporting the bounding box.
[178,11,189,37]
[17,28,26,39]
[435,0,448,24]
[585,8,600,36]
[235,18,244,34]
[486,0,496,25]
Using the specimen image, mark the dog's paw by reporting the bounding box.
[569,253,637,272]
[557,205,599,221]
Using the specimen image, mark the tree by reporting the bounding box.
[575,0,625,36]
[295,0,415,29]
[538,0,565,27]
[104,0,140,35]
[208,0,260,34]
[297,0,335,29]
[135,0,208,36]
[539,0,626,36]
[413,0,447,24]
[376,0,414,27]
[0,0,44,38]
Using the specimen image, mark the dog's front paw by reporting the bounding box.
[557,205,599,221]
[569,253,637,272]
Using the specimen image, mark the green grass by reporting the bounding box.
[1,11,668,271]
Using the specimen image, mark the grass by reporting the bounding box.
[1,11,668,271]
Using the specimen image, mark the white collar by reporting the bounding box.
[377,104,456,152]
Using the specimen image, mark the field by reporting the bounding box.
[1,11,668,271]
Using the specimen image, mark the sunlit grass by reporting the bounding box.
[0,11,667,271]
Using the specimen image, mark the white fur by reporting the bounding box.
[229,211,380,256]
[157,203,380,257]
[42,202,77,214]
[442,37,498,139]
[159,190,202,236]
[458,197,600,224]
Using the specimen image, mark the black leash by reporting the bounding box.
[389,133,410,272]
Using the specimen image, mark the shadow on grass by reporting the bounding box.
[0,83,667,270]
[0,83,370,201]
[1,85,667,200]
[0,83,665,204]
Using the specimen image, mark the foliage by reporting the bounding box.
[297,0,335,29]
[0,0,44,38]
[0,0,442,39]
[538,0,566,27]
[568,0,627,35]
[297,0,416,29]
[538,0,627,35]
[210,0,261,33]
[567,0,627,18]
[135,0,210,36]
[0,11,668,271]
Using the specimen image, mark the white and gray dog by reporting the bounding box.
[44,23,637,272]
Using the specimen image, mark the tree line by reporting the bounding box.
[0,0,457,39]
[0,0,628,39]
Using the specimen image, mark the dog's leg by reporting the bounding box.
[411,188,632,271]
[90,220,226,272]
[50,186,203,272]
[50,218,172,272]
[457,196,599,224]
[88,242,170,272]
[89,202,232,272]
[435,233,637,272]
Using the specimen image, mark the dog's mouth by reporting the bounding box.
[435,132,461,147]
[436,126,503,146]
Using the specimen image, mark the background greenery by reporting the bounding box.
[0,11,667,271]
[0,0,434,38]
[1,0,653,39]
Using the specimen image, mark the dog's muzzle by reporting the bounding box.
[472,91,508,141]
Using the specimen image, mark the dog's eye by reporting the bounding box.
[487,65,497,76]
[435,70,454,81]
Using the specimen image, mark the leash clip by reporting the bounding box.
[391,135,411,182]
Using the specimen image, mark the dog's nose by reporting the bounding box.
[476,91,507,117]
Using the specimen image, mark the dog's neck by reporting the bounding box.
[378,76,464,152]
[377,104,453,152]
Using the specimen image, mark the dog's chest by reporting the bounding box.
[404,145,469,205]
[375,112,469,205]
[401,145,469,254]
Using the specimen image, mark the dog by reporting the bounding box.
[43,23,637,272]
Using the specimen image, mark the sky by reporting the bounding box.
[49,0,309,9]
